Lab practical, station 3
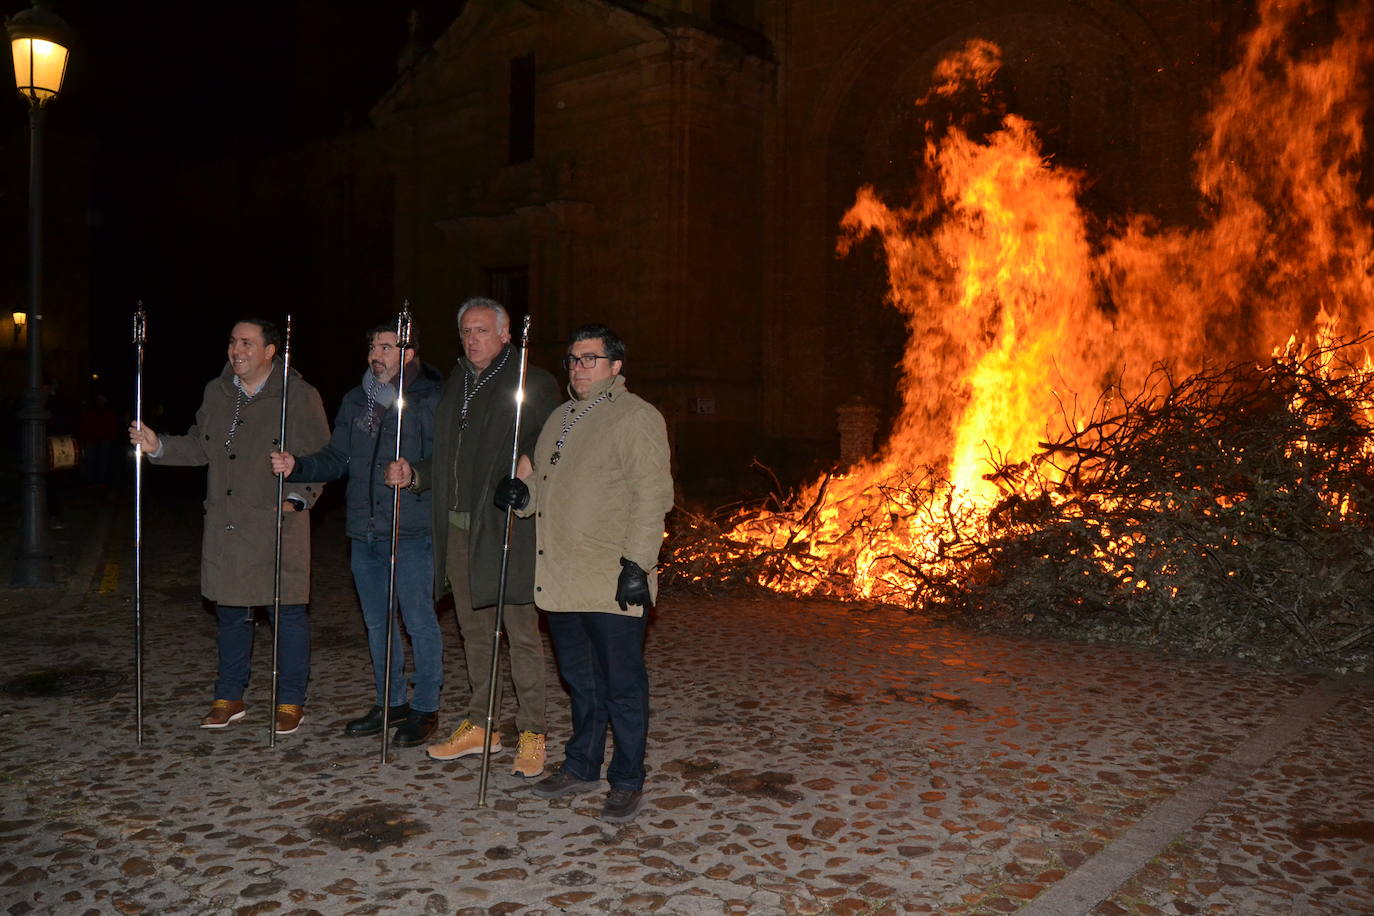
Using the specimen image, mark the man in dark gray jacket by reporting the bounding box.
[386,298,559,777]
[271,323,443,746]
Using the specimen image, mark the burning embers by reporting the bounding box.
[666,0,1374,670]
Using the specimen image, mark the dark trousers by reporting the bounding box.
[546,611,649,791]
[351,536,442,712]
[214,604,309,706]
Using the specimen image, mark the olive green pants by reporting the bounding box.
[445,525,546,735]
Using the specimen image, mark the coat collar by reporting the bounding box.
[568,373,624,402]
[460,343,514,381]
[217,358,292,398]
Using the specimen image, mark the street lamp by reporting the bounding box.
[8,1,71,586]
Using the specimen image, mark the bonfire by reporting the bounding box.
[664,0,1374,673]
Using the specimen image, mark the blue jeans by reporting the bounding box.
[214,604,309,706]
[546,611,649,791]
[351,536,442,713]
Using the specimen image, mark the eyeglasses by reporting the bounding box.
[562,353,611,370]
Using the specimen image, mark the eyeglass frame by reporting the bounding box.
[561,353,614,370]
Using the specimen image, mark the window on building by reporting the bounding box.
[712,0,755,29]
[509,53,536,164]
[487,266,530,327]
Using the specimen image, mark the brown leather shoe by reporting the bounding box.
[201,699,246,729]
[274,704,305,735]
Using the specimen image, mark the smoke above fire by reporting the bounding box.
[727,0,1374,600]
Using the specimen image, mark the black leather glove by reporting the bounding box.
[494,476,529,512]
[615,557,652,611]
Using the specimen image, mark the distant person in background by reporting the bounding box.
[78,391,122,485]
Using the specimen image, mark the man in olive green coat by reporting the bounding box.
[130,319,330,734]
[386,298,559,776]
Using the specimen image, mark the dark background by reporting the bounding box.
[5,0,1369,509]
[2,1,462,427]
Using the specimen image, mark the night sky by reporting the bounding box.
[50,0,460,174]
[3,0,463,423]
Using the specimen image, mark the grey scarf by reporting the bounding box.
[361,369,398,433]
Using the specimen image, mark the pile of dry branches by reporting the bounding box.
[663,337,1374,672]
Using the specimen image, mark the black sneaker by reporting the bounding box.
[531,765,601,800]
[392,710,438,747]
[344,703,409,738]
[601,788,643,824]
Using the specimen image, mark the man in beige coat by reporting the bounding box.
[495,323,673,824]
[130,319,330,734]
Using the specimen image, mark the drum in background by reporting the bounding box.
[48,434,79,471]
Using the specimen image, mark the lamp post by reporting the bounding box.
[8,2,70,586]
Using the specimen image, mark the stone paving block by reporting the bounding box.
[1,489,1371,914]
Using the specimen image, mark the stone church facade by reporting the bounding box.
[372,0,1240,494]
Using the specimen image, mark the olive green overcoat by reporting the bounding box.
[411,344,560,607]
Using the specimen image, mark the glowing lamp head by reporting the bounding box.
[7,4,71,107]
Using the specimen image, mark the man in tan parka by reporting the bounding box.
[495,323,673,824]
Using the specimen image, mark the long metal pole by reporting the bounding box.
[132,305,147,744]
[379,303,413,764]
[478,314,532,806]
[268,315,293,748]
[14,104,52,586]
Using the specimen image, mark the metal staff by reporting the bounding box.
[478,314,532,806]
[379,302,414,764]
[268,314,293,748]
[132,303,147,745]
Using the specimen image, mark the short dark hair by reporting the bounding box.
[367,321,418,351]
[568,323,625,364]
[236,319,280,352]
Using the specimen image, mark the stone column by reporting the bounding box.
[836,396,879,468]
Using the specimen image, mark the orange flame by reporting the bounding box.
[730,0,1374,601]
[1110,0,1374,365]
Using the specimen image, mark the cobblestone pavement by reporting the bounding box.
[1,480,1372,915]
